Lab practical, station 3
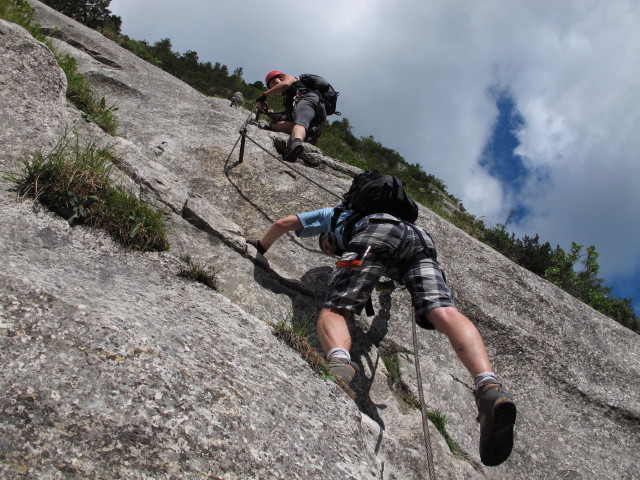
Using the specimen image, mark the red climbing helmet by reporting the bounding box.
[265,70,284,87]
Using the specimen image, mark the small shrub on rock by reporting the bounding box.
[4,136,169,252]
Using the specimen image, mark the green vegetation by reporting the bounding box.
[382,353,420,408]
[0,0,34,27]
[544,243,638,330]
[54,53,119,134]
[382,354,459,452]
[1,0,119,135]
[289,311,321,349]
[4,136,169,252]
[39,0,121,32]
[178,255,220,291]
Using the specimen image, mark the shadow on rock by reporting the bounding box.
[250,259,397,428]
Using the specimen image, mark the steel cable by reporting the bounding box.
[412,309,437,480]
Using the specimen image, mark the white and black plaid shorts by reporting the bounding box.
[323,214,455,316]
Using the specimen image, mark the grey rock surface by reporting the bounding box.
[0,2,638,479]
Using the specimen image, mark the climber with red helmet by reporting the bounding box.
[255,70,327,162]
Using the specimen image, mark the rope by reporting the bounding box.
[412,309,437,480]
[242,105,259,129]
[224,105,258,165]
[226,113,342,201]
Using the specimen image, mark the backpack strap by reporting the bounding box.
[393,223,437,275]
[408,223,436,259]
[329,206,365,248]
[330,206,345,231]
[340,213,365,247]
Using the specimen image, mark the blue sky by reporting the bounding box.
[480,89,530,223]
[109,0,640,315]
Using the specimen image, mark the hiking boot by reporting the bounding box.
[327,358,360,383]
[475,383,517,466]
[284,139,304,162]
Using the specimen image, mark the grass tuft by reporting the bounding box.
[178,255,219,291]
[95,187,169,251]
[382,354,459,452]
[270,321,356,399]
[54,52,119,135]
[0,0,36,31]
[3,135,169,252]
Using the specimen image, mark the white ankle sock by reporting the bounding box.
[474,371,498,389]
[327,348,350,361]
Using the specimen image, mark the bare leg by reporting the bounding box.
[291,124,306,142]
[270,121,306,142]
[425,306,492,377]
[317,307,359,382]
[317,307,352,355]
[270,121,294,134]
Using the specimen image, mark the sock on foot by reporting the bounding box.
[474,371,498,390]
[327,348,350,361]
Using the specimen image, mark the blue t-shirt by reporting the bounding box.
[295,207,353,251]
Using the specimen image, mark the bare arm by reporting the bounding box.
[264,74,297,97]
[259,214,303,252]
[255,74,298,104]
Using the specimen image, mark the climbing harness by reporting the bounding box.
[335,246,371,269]
[412,308,437,480]
[292,93,304,110]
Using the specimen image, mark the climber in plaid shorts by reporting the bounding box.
[248,206,517,467]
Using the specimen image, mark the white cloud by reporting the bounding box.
[503,1,640,280]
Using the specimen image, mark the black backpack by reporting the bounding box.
[299,73,340,115]
[341,170,419,223]
[333,171,426,318]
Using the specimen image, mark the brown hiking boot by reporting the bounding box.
[327,358,360,383]
[475,383,517,466]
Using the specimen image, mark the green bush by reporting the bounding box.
[1,0,119,135]
[4,136,169,252]
[54,53,119,135]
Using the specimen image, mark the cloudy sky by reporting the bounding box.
[110,0,640,314]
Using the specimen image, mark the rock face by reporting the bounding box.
[1,2,638,479]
